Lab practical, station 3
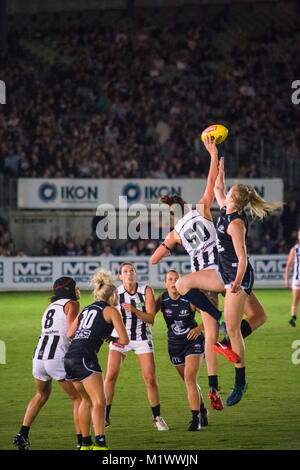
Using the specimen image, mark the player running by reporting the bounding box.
[285,228,300,327]
[104,262,169,431]
[64,269,129,450]
[155,270,208,431]
[13,277,82,450]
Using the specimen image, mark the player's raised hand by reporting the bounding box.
[203,134,218,158]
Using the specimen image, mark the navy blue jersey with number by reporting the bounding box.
[161,291,198,343]
[65,301,114,358]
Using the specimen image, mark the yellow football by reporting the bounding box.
[201,124,228,145]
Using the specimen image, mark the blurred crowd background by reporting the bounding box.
[0,2,299,257]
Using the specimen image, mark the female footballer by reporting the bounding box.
[155,270,208,431]
[104,262,169,431]
[285,229,300,327]
[64,269,129,450]
[14,277,82,450]
[167,158,279,406]
[151,135,225,411]
[151,138,278,407]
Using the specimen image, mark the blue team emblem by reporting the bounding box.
[165,309,173,316]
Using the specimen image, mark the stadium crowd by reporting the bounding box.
[0,6,299,257]
[1,7,299,181]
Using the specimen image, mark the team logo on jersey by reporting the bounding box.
[171,321,190,335]
[136,302,145,309]
[217,224,225,233]
[165,309,173,316]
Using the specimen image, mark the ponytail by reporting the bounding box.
[91,268,117,302]
[159,194,188,217]
[231,184,282,220]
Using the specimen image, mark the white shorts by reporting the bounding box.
[32,357,66,381]
[292,280,300,290]
[109,338,154,356]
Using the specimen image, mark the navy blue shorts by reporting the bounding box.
[218,262,254,296]
[168,333,205,366]
[64,355,102,382]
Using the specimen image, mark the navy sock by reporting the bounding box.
[95,435,106,447]
[192,410,200,422]
[20,426,30,439]
[152,404,160,418]
[82,436,93,447]
[200,402,206,414]
[241,319,252,339]
[77,434,82,446]
[235,367,246,387]
[106,404,111,419]
[208,375,219,390]
[184,289,221,321]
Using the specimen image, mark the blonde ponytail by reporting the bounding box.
[231,184,282,220]
[91,268,117,302]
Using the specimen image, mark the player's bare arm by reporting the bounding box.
[104,306,129,345]
[150,229,181,264]
[228,219,247,294]
[214,157,226,208]
[197,135,219,218]
[64,300,80,332]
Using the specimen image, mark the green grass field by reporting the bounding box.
[0,289,299,451]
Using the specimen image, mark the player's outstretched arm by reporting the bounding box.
[214,156,226,208]
[197,135,219,213]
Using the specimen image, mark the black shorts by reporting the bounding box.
[168,333,205,366]
[64,355,102,382]
[218,261,254,296]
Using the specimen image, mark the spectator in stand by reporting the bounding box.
[281,201,300,248]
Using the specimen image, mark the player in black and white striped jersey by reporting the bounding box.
[151,135,224,410]
[13,277,82,450]
[104,262,169,431]
[285,229,300,327]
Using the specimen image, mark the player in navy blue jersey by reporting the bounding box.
[174,157,281,406]
[155,270,208,431]
[64,269,129,450]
